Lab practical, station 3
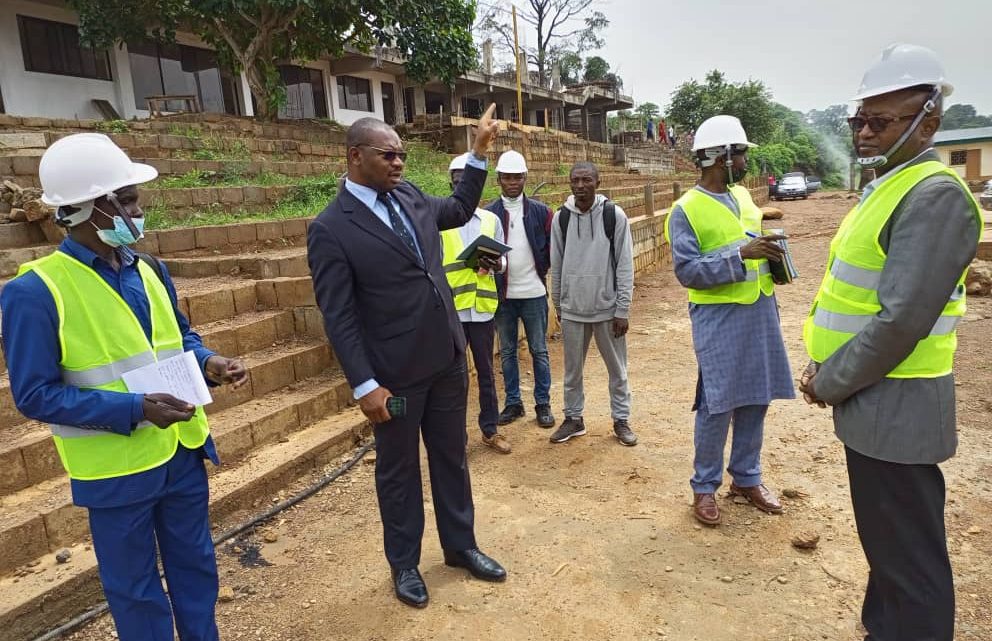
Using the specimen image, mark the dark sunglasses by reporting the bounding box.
[358,144,407,162]
[847,114,917,134]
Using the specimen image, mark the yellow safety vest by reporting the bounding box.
[15,251,210,480]
[803,161,982,378]
[665,185,774,304]
[441,210,499,314]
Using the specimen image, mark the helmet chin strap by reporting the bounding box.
[857,86,941,169]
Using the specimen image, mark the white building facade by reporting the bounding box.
[0,0,399,126]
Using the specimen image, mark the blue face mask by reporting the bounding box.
[92,208,144,247]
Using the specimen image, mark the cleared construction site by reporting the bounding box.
[0,105,990,639]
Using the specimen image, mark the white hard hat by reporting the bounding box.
[448,153,470,172]
[40,133,158,207]
[692,115,755,152]
[851,43,953,102]
[495,150,528,174]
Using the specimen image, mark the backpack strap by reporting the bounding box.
[557,207,571,255]
[603,201,617,288]
[137,252,167,286]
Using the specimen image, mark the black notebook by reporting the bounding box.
[456,234,513,270]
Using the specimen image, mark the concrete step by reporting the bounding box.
[164,247,309,279]
[140,184,298,216]
[0,114,349,146]
[0,243,53,278]
[979,231,992,260]
[0,406,369,641]
[0,222,46,250]
[135,157,346,180]
[144,217,309,257]
[0,359,349,576]
[0,325,331,485]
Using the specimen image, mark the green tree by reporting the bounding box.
[477,0,608,88]
[69,0,477,120]
[807,104,850,141]
[583,55,610,82]
[666,70,775,143]
[940,104,992,130]
[552,47,583,85]
[634,102,660,121]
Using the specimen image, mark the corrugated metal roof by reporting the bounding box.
[934,127,992,145]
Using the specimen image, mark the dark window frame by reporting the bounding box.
[17,15,112,81]
[279,65,328,119]
[336,75,374,112]
[949,150,968,166]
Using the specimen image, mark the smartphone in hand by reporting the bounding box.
[386,396,407,419]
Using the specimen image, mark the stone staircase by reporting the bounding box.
[0,216,373,641]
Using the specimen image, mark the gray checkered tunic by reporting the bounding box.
[668,188,795,414]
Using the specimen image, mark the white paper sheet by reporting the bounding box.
[122,351,213,406]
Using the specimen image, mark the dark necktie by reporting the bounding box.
[377,193,420,261]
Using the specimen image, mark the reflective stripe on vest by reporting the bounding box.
[441,211,499,313]
[664,185,775,305]
[803,160,983,379]
[15,251,211,480]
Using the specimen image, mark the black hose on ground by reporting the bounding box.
[30,440,376,641]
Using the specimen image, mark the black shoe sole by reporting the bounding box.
[614,433,638,446]
[497,409,525,426]
[395,592,430,608]
[550,428,586,443]
[444,560,507,582]
[537,418,556,428]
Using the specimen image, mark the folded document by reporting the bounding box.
[122,351,213,406]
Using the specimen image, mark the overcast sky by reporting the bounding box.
[581,0,992,116]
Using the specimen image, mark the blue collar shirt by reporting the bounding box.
[0,237,218,508]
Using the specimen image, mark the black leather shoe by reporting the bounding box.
[391,567,429,608]
[535,403,555,428]
[497,404,525,425]
[443,548,507,582]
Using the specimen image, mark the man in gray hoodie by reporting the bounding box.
[550,162,637,445]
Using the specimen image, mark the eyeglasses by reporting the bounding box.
[847,114,918,134]
[358,144,407,162]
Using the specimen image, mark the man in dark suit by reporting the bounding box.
[307,105,506,609]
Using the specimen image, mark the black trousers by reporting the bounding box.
[463,321,499,436]
[373,357,476,569]
[846,446,954,641]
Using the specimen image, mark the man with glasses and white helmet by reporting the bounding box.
[800,44,981,641]
[664,115,795,527]
[0,133,247,641]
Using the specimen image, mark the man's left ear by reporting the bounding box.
[921,116,941,139]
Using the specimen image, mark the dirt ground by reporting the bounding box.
[68,193,992,641]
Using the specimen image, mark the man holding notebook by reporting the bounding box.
[441,153,511,453]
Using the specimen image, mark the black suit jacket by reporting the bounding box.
[307,165,488,390]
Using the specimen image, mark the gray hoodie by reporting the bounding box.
[551,193,634,323]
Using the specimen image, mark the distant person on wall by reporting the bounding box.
[659,119,669,145]
[484,150,556,430]
[549,162,637,447]
[646,119,655,142]
[0,133,248,641]
[441,153,511,454]
[664,115,794,527]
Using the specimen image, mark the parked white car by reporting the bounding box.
[981,180,992,211]
[774,175,808,200]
